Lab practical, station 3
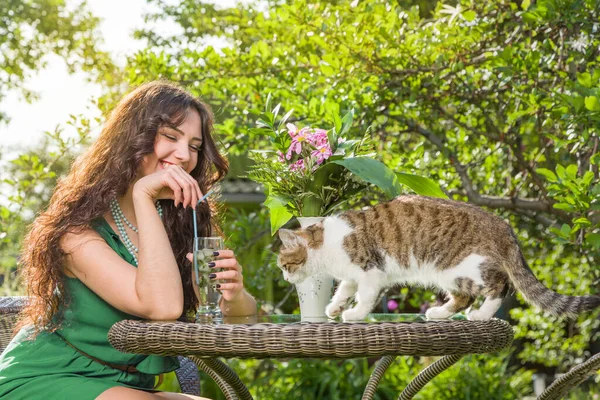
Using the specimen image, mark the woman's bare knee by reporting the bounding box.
[96,386,159,399]
[154,392,211,399]
[96,387,210,400]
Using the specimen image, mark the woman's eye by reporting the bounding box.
[162,133,177,141]
[189,145,201,152]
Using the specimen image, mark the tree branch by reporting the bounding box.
[402,119,570,221]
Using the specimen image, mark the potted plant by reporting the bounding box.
[248,98,446,320]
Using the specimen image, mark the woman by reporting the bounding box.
[0,81,257,399]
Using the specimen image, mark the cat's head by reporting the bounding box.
[277,224,324,284]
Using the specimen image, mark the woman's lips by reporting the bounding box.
[159,160,176,169]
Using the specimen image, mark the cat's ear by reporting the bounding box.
[279,229,304,248]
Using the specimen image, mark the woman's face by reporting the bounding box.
[140,107,203,177]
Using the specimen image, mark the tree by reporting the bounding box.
[0,118,94,294]
[0,0,119,123]
[125,0,600,369]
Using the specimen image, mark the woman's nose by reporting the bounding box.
[174,143,190,162]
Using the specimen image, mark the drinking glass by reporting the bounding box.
[193,236,224,323]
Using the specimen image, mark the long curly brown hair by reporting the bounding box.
[17,81,229,334]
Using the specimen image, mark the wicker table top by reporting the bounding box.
[108,314,513,359]
[108,315,514,400]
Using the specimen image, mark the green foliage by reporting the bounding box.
[248,103,445,233]
[127,0,600,368]
[199,352,532,399]
[419,353,533,400]
[0,1,120,123]
[2,0,599,389]
[0,117,94,294]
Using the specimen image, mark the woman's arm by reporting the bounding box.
[63,165,202,320]
[132,192,184,318]
[220,289,257,317]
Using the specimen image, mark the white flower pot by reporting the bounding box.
[295,217,334,322]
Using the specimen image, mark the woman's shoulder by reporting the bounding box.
[59,218,115,254]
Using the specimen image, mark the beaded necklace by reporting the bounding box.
[109,198,163,266]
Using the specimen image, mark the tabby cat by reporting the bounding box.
[277,195,600,321]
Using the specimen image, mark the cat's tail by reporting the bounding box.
[505,252,600,317]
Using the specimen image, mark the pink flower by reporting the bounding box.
[286,127,310,160]
[308,128,329,147]
[277,150,285,162]
[289,159,305,172]
[311,143,332,165]
[286,123,298,134]
[387,299,399,312]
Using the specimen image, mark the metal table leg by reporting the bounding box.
[362,356,397,400]
[189,356,253,400]
[399,354,464,400]
[537,353,600,400]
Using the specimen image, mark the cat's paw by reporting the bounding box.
[341,308,368,322]
[325,302,344,319]
[425,306,453,320]
[467,309,491,321]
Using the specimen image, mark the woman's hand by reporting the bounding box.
[133,165,202,209]
[186,250,245,302]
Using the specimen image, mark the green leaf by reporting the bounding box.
[556,223,571,239]
[319,63,335,76]
[573,217,591,226]
[256,119,272,129]
[395,173,448,199]
[577,73,592,88]
[566,164,578,180]
[462,10,476,21]
[264,194,293,235]
[327,128,337,152]
[332,139,359,156]
[521,0,531,10]
[331,157,402,198]
[556,165,567,180]
[582,171,594,187]
[339,109,354,137]
[553,203,577,212]
[0,206,9,220]
[585,233,600,248]
[277,108,295,129]
[331,113,342,135]
[272,103,281,123]
[584,96,600,111]
[265,93,272,113]
[536,168,558,182]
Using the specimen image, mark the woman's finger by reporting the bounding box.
[216,282,243,293]
[212,258,239,270]
[186,252,193,263]
[170,166,199,207]
[211,269,240,281]
[166,168,193,208]
[172,168,194,209]
[163,174,184,207]
[213,250,235,259]
[177,165,201,207]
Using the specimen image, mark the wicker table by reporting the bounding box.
[108,314,514,400]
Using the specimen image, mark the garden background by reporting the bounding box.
[0,0,599,398]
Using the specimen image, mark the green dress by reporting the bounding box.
[0,218,180,399]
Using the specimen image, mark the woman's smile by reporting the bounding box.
[159,160,177,169]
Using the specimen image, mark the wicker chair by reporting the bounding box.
[0,296,200,396]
